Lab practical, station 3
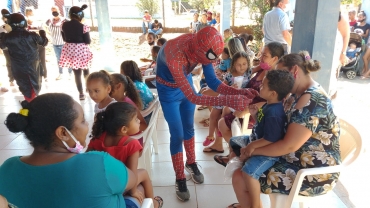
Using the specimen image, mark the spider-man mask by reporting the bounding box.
[193,27,224,64]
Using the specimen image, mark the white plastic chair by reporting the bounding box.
[131,95,161,177]
[269,119,362,208]
[142,68,157,94]
[192,65,203,92]
[231,113,251,137]
[141,198,154,208]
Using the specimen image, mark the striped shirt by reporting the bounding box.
[45,17,65,45]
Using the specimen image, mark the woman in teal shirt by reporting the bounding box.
[0,93,140,208]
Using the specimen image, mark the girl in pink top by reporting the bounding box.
[110,73,147,131]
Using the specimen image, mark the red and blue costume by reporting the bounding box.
[156,27,256,180]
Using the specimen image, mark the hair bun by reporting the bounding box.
[81,4,88,11]
[5,113,28,133]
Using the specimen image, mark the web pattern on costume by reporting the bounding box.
[162,27,255,111]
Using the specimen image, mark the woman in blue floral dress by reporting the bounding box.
[230,51,341,207]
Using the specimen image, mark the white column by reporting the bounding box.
[220,0,231,34]
[95,0,115,72]
[362,0,370,24]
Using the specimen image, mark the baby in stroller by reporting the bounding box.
[346,42,358,63]
[340,33,363,79]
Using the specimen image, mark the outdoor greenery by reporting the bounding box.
[341,0,361,6]
[239,0,272,54]
[189,0,218,12]
[135,0,160,16]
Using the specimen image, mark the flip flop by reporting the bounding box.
[361,76,369,79]
[214,155,228,167]
[203,147,224,153]
[197,105,208,110]
[199,118,209,124]
[227,203,240,208]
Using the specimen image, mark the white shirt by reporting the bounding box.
[94,99,117,114]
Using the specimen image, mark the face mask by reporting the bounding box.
[284,4,291,12]
[260,62,271,70]
[52,12,59,17]
[62,127,84,154]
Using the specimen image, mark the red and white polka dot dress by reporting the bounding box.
[59,25,93,70]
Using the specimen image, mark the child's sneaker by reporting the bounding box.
[203,136,215,146]
[185,162,204,184]
[175,178,190,201]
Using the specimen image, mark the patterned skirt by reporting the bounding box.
[59,43,93,70]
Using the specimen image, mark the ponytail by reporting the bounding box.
[125,76,143,110]
[91,111,105,139]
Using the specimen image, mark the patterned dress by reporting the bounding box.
[256,86,341,196]
[59,23,93,70]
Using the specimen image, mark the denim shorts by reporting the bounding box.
[242,156,279,180]
[230,135,278,180]
[124,196,140,208]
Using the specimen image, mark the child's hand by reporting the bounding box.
[240,145,254,161]
[130,189,144,204]
[231,83,238,89]
[249,104,259,117]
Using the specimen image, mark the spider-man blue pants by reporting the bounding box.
[157,75,196,180]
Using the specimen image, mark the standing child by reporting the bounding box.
[215,47,231,78]
[203,51,251,147]
[110,73,148,132]
[224,28,233,44]
[229,69,294,208]
[88,102,163,208]
[86,70,116,114]
[0,12,48,102]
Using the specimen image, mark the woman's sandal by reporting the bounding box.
[203,119,210,127]
[153,196,163,208]
[214,155,228,167]
[203,136,215,146]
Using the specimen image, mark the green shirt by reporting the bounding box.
[0,151,128,208]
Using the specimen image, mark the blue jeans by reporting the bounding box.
[53,45,72,74]
[142,22,152,34]
[148,28,163,36]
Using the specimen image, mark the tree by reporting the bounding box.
[239,0,272,53]
[136,0,160,16]
[341,0,361,6]
[189,0,218,12]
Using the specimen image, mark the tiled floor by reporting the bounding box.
[1,50,367,207]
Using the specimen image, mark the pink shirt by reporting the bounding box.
[143,15,152,22]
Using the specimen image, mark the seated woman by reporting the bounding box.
[230,51,341,208]
[206,42,285,155]
[0,93,139,208]
[121,61,155,110]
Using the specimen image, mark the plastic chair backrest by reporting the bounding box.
[339,119,362,166]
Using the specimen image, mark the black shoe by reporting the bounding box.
[175,178,190,201]
[185,162,204,184]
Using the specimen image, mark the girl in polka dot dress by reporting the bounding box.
[59,5,93,100]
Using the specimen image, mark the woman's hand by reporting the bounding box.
[130,189,144,204]
[249,104,259,117]
[339,53,349,65]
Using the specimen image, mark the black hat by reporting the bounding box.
[7,13,27,29]
[69,4,87,21]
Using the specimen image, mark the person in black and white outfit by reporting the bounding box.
[45,5,72,80]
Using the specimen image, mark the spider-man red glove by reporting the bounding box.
[216,83,258,99]
[217,94,254,111]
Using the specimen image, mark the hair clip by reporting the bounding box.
[19,109,29,117]
[305,55,311,60]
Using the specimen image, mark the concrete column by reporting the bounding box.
[362,0,370,24]
[291,0,340,94]
[95,0,115,72]
[220,0,231,34]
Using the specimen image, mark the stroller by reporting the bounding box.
[340,33,365,79]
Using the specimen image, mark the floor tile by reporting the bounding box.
[196,184,238,208]
[0,135,18,150]
[151,162,194,187]
[4,134,34,150]
[153,186,197,208]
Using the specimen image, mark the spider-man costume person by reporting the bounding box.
[156,26,257,201]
